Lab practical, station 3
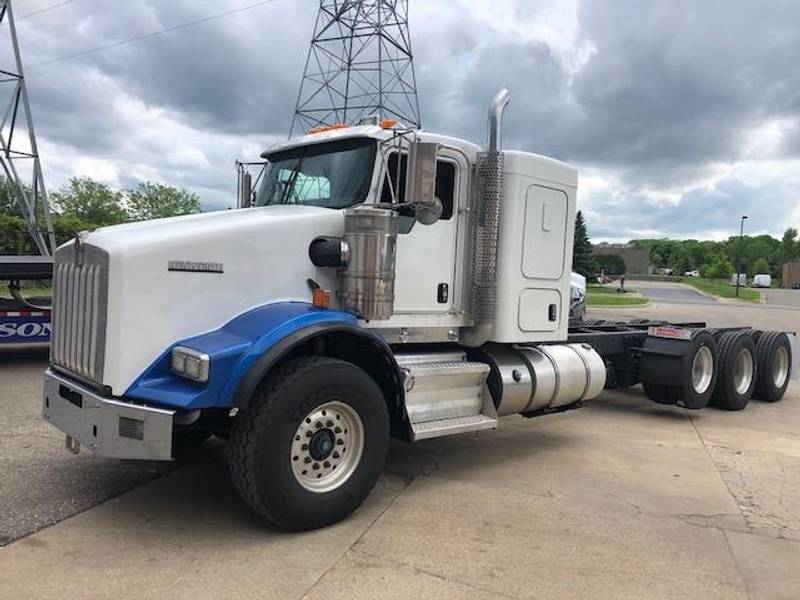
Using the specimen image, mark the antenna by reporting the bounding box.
[0,0,55,255]
[291,0,421,137]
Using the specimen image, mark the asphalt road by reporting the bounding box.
[1,301,799,598]
[631,280,718,304]
[763,287,800,308]
[0,345,187,546]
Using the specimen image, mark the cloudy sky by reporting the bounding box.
[6,0,800,241]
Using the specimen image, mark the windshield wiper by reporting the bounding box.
[279,156,304,205]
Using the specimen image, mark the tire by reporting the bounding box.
[754,331,792,402]
[712,331,756,411]
[229,356,389,531]
[674,331,718,409]
[643,382,672,404]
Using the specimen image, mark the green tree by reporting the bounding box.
[595,253,626,275]
[52,214,94,246]
[701,254,734,280]
[572,210,595,277]
[126,182,201,222]
[752,257,771,275]
[0,177,20,216]
[778,228,799,267]
[50,177,127,228]
[0,213,33,254]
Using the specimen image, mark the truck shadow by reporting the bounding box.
[129,426,575,537]
[0,344,49,365]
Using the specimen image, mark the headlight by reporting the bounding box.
[171,347,210,383]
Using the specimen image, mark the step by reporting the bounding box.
[402,360,491,425]
[411,414,498,441]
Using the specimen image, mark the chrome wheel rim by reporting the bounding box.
[773,346,789,389]
[733,348,754,395]
[692,346,714,394]
[290,401,364,493]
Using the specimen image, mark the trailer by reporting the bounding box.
[0,256,52,344]
[40,90,794,531]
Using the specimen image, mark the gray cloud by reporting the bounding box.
[5,0,800,235]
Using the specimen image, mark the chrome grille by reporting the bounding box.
[51,243,109,384]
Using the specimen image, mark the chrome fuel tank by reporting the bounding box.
[477,343,607,415]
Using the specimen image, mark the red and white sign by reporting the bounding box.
[647,326,693,341]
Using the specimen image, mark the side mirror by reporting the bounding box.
[405,140,440,225]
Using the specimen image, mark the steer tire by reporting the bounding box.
[229,356,389,531]
[754,331,792,402]
[712,331,756,411]
[673,331,718,409]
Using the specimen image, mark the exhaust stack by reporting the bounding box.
[488,88,510,152]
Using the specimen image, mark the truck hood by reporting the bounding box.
[83,205,346,394]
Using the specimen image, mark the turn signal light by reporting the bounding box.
[312,288,332,309]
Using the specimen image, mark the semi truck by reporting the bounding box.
[41,90,795,531]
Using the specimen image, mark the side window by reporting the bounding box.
[381,153,456,232]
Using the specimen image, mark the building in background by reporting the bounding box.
[592,243,652,275]
[782,262,800,288]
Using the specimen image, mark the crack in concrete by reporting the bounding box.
[297,473,417,600]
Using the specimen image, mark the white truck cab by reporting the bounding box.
[42,90,794,531]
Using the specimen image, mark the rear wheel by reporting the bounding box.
[229,356,389,531]
[712,331,756,410]
[754,332,792,402]
[678,333,717,409]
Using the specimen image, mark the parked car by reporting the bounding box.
[570,272,587,321]
[730,273,747,287]
[752,274,772,288]
[684,270,700,277]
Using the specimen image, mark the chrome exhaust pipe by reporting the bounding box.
[487,88,510,152]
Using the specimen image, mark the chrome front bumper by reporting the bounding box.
[42,368,175,460]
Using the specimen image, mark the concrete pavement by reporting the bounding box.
[0,345,178,546]
[1,301,799,599]
[763,288,800,308]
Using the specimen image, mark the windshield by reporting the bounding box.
[255,138,377,209]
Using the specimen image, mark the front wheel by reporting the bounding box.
[229,356,389,531]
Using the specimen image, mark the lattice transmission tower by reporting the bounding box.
[0,0,55,255]
[290,0,421,136]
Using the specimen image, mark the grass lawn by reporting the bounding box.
[681,278,761,303]
[587,285,649,307]
[587,294,649,307]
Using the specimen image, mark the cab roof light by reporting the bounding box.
[380,118,399,129]
[308,123,349,135]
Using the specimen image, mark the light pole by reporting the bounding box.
[736,215,748,298]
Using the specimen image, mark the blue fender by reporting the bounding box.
[124,302,361,410]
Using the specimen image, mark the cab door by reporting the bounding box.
[381,150,465,314]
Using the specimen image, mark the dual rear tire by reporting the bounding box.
[642,330,791,410]
[754,331,792,402]
[712,331,756,410]
[642,330,718,409]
